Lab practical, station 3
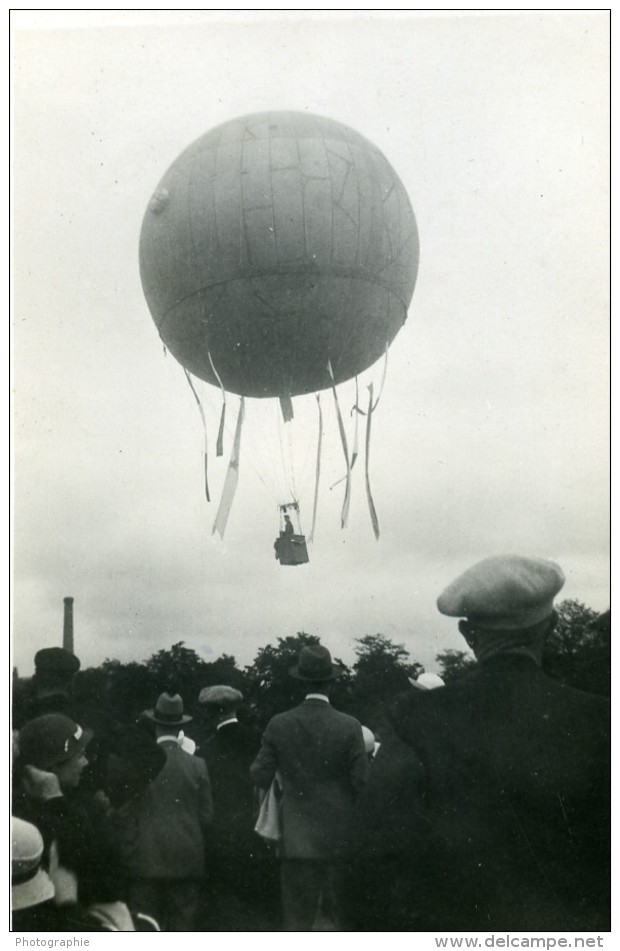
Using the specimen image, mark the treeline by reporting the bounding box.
[14,599,610,732]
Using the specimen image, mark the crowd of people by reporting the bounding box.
[11,554,610,932]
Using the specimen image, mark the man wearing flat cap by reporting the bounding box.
[198,685,276,928]
[251,644,368,930]
[359,555,610,931]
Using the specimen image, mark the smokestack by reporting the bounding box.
[63,597,74,654]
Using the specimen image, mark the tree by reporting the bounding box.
[353,634,422,690]
[99,659,155,721]
[435,649,477,684]
[350,633,423,727]
[245,632,324,726]
[434,601,610,696]
[200,653,250,695]
[543,600,610,696]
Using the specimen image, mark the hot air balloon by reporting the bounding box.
[139,111,419,555]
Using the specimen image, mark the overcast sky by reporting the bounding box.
[12,10,610,679]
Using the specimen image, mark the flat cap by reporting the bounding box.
[198,685,244,707]
[34,647,80,676]
[437,554,565,630]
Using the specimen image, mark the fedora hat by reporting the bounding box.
[12,817,55,911]
[144,692,192,726]
[289,644,341,681]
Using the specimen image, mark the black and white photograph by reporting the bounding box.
[11,9,610,938]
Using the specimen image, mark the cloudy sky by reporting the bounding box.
[12,10,610,679]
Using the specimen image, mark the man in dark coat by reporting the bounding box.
[112,692,213,931]
[198,685,277,929]
[13,648,81,729]
[251,644,369,930]
[356,555,610,931]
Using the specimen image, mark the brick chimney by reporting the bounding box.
[63,597,74,654]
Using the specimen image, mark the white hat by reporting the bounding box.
[437,555,565,630]
[12,817,55,911]
[409,672,445,691]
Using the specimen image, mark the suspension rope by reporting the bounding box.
[206,350,227,457]
[364,382,380,539]
[327,360,351,529]
[183,369,210,502]
[308,393,323,544]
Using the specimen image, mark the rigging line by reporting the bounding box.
[196,386,281,503]
[183,369,210,503]
[308,393,323,544]
[241,403,283,502]
[327,359,351,528]
[364,382,380,540]
[286,415,299,503]
[371,341,390,411]
[291,397,322,503]
[276,400,295,502]
[206,348,227,457]
[245,397,294,501]
[328,376,361,491]
[351,376,360,468]
[350,342,390,417]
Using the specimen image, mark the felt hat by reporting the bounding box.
[144,692,192,726]
[437,554,565,630]
[12,817,55,911]
[18,714,93,769]
[34,647,80,677]
[289,644,341,681]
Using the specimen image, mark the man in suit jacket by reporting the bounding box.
[355,555,610,931]
[198,685,277,929]
[251,644,368,930]
[115,693,213,931]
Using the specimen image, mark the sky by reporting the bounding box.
[11,10,610,679]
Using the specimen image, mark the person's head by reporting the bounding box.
[437,554,565,665]
[33,648,80,697]
[143,692,192,738]
[289,644,342,695]
[101,723,167,807]
[198,685,243,725]
[12,817,55,911]
[18,714,92,792]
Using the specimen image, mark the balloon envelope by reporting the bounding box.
[140,111,419,398]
